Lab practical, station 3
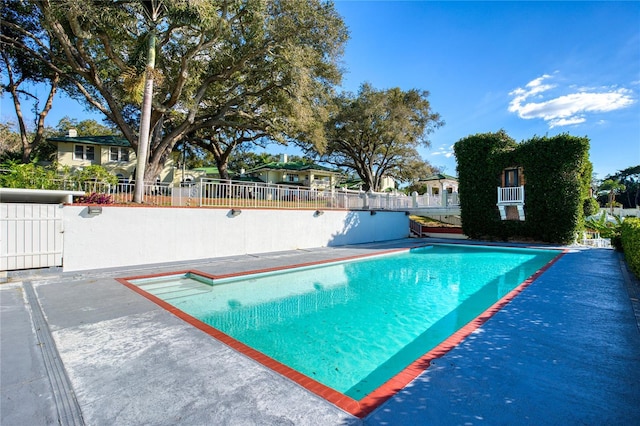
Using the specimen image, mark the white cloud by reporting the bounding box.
[431,144,454,158]
[549,116,586,128]
[508,74,635,128]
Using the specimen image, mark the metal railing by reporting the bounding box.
[195,179,461,211]
[497,186,525,204]
[45,177,461,210]
[194,178,419,210]
[55,180,173,205]
[598,207,640,218]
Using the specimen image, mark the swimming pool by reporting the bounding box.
[122,243,562,416]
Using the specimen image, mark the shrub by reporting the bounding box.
[585,212,623,239]
[0,161,117,190]
[621,218,640,277]
[583,197,600,217]
[74,192,114,204]
[69,165,118,186]
[0,160,60,189]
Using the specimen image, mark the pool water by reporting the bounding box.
[130,244,559,399]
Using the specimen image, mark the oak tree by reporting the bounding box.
[314,83,443,191]
[1,0,347,201]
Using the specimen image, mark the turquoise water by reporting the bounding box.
[131,244,558,399]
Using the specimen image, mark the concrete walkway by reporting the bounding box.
[1,239,639,425]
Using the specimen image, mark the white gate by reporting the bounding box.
[1,203,64,271]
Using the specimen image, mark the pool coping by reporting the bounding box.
[116,244,567,418]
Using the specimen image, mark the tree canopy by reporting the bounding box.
[1,0,61,162]
[599,165,639,208]
[312,83,443,191]
[1,0,348,183]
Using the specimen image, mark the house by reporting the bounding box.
[245,154,341,190]
[340,176,397,192]
[418,174,458,197]
[48,132,179,184]
[178,167,220,185]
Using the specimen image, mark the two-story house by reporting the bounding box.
[47,132,192,184]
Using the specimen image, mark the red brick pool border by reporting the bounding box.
[117,246,566,418]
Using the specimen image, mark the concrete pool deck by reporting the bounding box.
[1,238,639,425]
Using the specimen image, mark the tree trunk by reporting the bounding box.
[216,161,230,181]
[133,33,156,203]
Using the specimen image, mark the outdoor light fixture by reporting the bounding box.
[314,210,324,217]
[229,208,242,217]
[370,210,377,216]
[87,205,102,215]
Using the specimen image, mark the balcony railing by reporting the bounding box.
[497,186,525,204]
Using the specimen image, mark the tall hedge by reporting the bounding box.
[621,218,640,278]
[454,131,592,244]
[453,130,516,240]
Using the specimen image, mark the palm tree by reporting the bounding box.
[599,179,626,214]
[133,0,165,203]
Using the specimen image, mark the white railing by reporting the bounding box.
[310,179,332,189]
[55,180,173,205]
[598,207,640,218]
[497,186,525,204]
[579,231,611,248]
[107,181,173,205]
[42,177,462,210]
[194,178,450,211]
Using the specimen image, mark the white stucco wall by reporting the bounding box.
[62,206,409,271]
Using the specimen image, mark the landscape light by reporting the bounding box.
[87,205,102,215]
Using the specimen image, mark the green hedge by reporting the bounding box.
[453,131,592,244]
[621,218,640,278]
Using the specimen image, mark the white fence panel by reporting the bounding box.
[1,203,63,271]
[598,207,640,218]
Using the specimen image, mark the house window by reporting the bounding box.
[74,144,95,161]
[286,174,299,182]
[110,147,130,162]
[505,168,519,187]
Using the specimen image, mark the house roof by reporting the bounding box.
[246,161,338,174]
[192,167,220,175]
[340,179,365,189]
[234,175,265,183]
[47,136,131,148]
[420,173,458,182]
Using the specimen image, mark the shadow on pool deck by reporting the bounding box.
[1,239,639,425]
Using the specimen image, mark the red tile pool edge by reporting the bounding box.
[116,247,567,418]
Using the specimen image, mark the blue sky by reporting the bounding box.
[2,1,638,179]
[329,0,640,179]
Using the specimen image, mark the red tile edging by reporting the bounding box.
[353,248,567,417]
[116,246,566,418]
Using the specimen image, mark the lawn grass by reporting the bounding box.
[409,215,461,228]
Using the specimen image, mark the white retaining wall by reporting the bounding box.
[62,206,409,271]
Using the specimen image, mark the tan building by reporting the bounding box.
[246,154,340,190]
[419,174,458,197]
[48,134,183,184]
